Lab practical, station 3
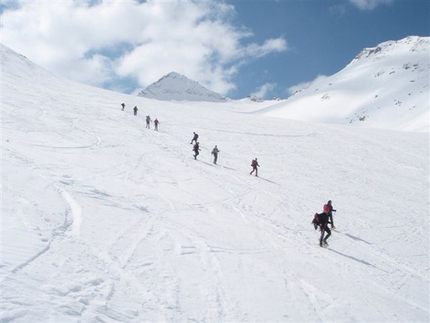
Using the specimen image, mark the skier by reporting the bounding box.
[325,200,337,229]
[154,118,160,131]
[211,145,220,164]
[146,115,152,129]
[190,132,199,144]
[133,106,138,116]
[312,205,332,247]
[250,158,259,176]
[121,103,125,111]
[193,142,201,160]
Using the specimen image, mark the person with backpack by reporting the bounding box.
[190,132,199,144]
[146,115,152,129]
[193,142,201,160]
[312,205,332,247]
[250,158,259,176]
[154,118,160,131]
[211,145,220,164]
[133,106,138,116]
[325,200,337,229]
[121,103,125,111]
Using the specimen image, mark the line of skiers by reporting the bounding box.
[121,103,160,131]
[192,131,337,249]
[121,108,337,248]
[191,130,338,248]
[190,132,258,172]
[193,142,219,163]
[312,200,337,247]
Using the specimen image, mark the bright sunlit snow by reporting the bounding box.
[1,44,429,322]
[259,36,429,132]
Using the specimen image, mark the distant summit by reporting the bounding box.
[138,72,227,102]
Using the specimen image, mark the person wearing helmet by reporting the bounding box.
[325,200,337,229]
[250,158,259,176]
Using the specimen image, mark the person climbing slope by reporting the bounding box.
[190,132,199,144]
[211,145,220,164]
[146,115,152,129]
[193,142,201,160]
[250,158,259,176]
[312,204,332,247]
[325,200,337,229]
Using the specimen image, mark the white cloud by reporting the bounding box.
[250,83,276,99]
[349,0,393,11]
[0,0,288,95]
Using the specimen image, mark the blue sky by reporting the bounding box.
[230,0,430,98]
[1,0,429,100]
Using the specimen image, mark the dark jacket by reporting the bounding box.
[326,204,336,215]
[313,212,331,228]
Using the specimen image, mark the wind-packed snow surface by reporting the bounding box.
[1,44,429,322]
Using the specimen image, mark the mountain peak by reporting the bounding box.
[352,35,429,63]
[138,72,227,102]
[260,36,429,132]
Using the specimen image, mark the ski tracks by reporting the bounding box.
[140,227,231,322]
[59,188,83,236]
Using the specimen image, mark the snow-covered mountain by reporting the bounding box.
[138,72,227,102]
[259,36,429,132]
[1,43,429,322]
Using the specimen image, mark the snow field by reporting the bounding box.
[1,44,429,322]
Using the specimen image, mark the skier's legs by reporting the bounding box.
[320,223,331,246]
[319,228,325,246]
[323,227,331,243]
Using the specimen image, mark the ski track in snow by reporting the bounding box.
[59,189,83,236]
[1,44,429,322]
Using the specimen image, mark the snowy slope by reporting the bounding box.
[258,36,429,132]
[138,72,227,102]
[1,44,429,322]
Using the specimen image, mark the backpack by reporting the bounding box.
[312,213,319,230]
